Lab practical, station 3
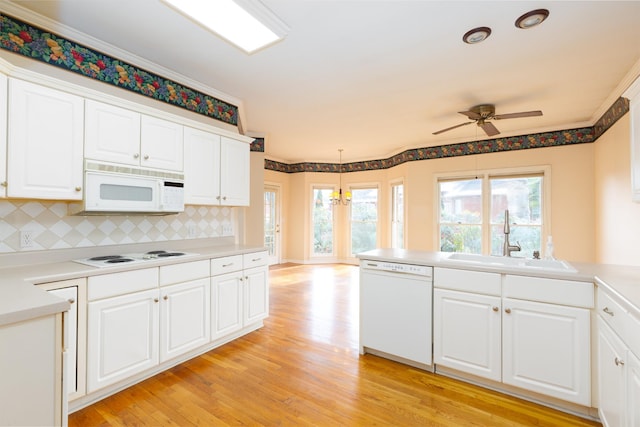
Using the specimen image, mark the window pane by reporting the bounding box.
[440,179,482,224]
[391,184,404,249]
[312,188,333,255]
[490,176,543,257]
[441,224,482,253]
[264,190,276,256]
[351,188,378,255]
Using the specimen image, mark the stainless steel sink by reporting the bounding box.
[444,253,577,272]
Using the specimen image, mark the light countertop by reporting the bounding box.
[0,242,266,326]
[357,248,640,318]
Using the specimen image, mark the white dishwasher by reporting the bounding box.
[359,259,433,369]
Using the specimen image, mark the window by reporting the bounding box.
[350,187,378,255]
[312,187,334,256]
[438,170,546,257]
[391,182,404,249]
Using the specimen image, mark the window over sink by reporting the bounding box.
[437,167,549,257]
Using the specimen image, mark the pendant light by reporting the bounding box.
[330,149,351,205]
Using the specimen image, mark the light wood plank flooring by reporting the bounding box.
[70,264,601,426]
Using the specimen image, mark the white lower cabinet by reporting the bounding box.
[211,251,269,341]
[597,286,640,427]
[434,268,593,406]
[87,288,159,392]
[433,288,501,381]
[160,278,211,362]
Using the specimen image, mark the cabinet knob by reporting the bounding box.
[153,298,159,303]
[163,295,169,300]
[223,196,227,201]
[492,306,499,312]
[0,181,7,187]
[615,357,625,366]
[68,298,75,304]
[603,307,615,316]
[504,308,512,314]
[133,153,140,159]
[75,186,82,192]
[216,196,221,200]
[144,154,149,160]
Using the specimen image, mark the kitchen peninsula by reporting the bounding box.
[358,248,640,424]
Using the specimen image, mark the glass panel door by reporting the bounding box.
[264,185,281,265]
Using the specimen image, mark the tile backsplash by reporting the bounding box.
[0,200,234,253]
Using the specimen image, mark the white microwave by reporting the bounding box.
[69,162,184,215]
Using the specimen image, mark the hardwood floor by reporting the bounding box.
[69,264,601,426]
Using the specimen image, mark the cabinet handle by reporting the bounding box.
[222,263,234,267]
[615,357,625,366]
[504,308,512,314]
[153,298,159,303]
[223,196,227,201]
[68,298,75,304]
[216,196,221,200]
[492,306,499,312]
[163,295,169,300]
[252,258,261,262]
[144,154,149,160]
[75,186,82,192]
[603,307,615,316]
[0,181,6,187]
[133,153,140,159]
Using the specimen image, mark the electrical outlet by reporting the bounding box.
[188,225,197,238]
[222,224,233,236]
[20,230,34,249]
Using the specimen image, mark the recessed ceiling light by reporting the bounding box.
[462,27,492,44]
[161,0,288,54]
[515,9,550,29]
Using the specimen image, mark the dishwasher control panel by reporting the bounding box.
[361,260,432,276]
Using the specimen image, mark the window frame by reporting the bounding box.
[390,179,405,249]
[434,166,551,256]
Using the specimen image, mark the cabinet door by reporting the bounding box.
[627,350,640,427]
[503,298,591,406]
[0,73,7,197]
[48,287,78,397]
[85,99,141,166]
[243,266,269,325]
[211,272,243,340]
[184,126,221,204]
[140,115,183,171]
[220,136,249,206]
[87,289,159,392]
[598,317,627,427]
[7,79,83,199]
[160,278,211,362]
[433,288,501,381]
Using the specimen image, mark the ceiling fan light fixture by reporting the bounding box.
[515,9,549,29]
[462,27,492,44]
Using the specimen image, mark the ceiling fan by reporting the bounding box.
[432,104,543,137]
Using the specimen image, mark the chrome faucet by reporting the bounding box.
[503,209,521,257]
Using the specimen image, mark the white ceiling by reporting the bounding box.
[5,1,640,163]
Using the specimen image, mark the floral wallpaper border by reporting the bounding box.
[0,13,239,126]
[265,96,629,174]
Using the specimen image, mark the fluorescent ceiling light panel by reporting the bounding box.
[162,0,287,53]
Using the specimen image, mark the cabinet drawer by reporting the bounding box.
[243,251,268,269]
[504,275,593,308]
[434,267,501,296]
[597,288,626,335]
[88,268,158,301]
[211,255,243,275]
[159,260,209,286]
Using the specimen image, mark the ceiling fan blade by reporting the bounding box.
[432,121,473,135]
[479,121,500,137]
[458,110,482,120]
[493,110,543,120]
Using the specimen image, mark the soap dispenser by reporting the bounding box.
[545,236,555,260]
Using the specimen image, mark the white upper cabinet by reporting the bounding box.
[220,136,249,206]
[140,115,184,172]
[0,73,6,198]
[85,99,141,166]
[183,128,250,206]
[184,126,221,205]
[7,78,84,200]
[85,99,184,172]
